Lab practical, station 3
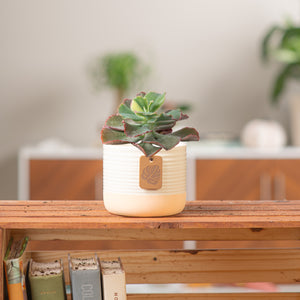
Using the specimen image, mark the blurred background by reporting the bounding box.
[0,0,299,199]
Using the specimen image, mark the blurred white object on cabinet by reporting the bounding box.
[241,119,287,149]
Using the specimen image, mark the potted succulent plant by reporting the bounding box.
[262,19,300,145]
[101,91,199,217]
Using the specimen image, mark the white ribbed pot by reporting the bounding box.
[103,143,186,217]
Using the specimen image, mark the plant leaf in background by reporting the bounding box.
[272,63,300,104]
[261,25,283,62]
[89,52,150,112]
[261,19,300,104]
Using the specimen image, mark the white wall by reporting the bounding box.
[0,0,298,199]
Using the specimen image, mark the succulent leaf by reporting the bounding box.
[134,142,162,157]
[156,113,173,122]
[147,92,166,112]
[101,127,141,144]
[144,131,180,150]
[105,115,124,131]
[119,102,144,121]
[136,91,146,97]
[155,121,175,132]
[123,98,132,108]
[172,127,200,141]
[155,114,175,129]
[130,96,148,113]
[166,109,189,121]
[123,121,153,137]
[155,124,175,132]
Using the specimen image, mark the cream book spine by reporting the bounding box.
[100,258,126,300]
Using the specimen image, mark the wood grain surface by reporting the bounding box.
[30,249,300,284]
[196,159,300,201]
[196,160,272,200]
[1,200,300,299]
[127,294,300,300]
[30,160,103,200]
[276,160,300,200]
[1,200,300,229]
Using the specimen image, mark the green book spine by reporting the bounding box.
[29,259,66,300]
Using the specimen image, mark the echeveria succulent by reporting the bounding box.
[101,91,199,157]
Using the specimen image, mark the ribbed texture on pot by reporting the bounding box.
[103,143,186,195]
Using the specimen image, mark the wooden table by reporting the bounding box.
[1,200,300,299]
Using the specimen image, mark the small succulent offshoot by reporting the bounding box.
[101,92,199,157]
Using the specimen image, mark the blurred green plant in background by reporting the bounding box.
[89,52,150,112]
[262,18,300,104]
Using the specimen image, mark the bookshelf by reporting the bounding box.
[1,200,300,299]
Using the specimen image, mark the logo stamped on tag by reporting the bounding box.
[140,156,162,190]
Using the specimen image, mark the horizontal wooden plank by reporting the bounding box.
[9,227,300,241]
[0,205,106,212]
[27,240,184,251]
[26,239,300,251]
[30,249,300,284]
[2,200,300,229]
[127,293,300,300]
[0,200,101,206]
[3,216,300,229]
[65,293,300,300]
[3,202,300,211]
[4,199,300,206]
[0,209,109,217]
[5,208,300,217]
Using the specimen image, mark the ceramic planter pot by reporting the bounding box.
[103,143,186,217]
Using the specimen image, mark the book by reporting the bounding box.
[68,254,102,300]
[28,259,67,300]
[100,258,126,300]
[4,236,29,300]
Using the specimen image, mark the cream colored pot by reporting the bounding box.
[103,143,186,217]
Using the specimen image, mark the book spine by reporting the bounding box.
[29,274,66,300]
[100,258,126,300]
[69,254,102,300]
[29,259,66,300]
[101,273,126,300]
[70,269,102,300]
[4,257,28,300]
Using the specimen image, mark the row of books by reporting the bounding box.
[3,237,127,300]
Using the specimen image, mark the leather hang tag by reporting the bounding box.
[139,156,162,190]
